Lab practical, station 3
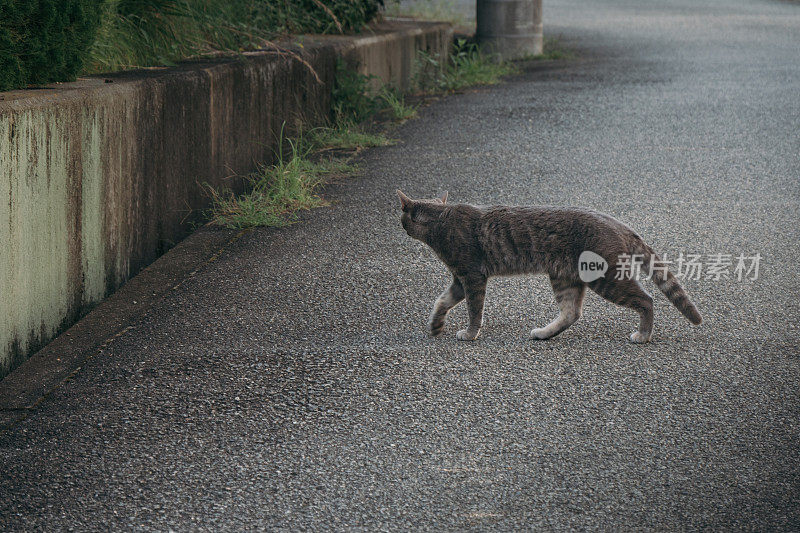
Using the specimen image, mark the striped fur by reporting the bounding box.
[639,246,703,325]
[397,190,703,343]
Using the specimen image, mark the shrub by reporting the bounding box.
[331,59,382,125]
[0,0,103,91]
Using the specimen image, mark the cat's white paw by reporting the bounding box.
[629,331,651,343]
[529,328,551,340]
[456,329,479,341]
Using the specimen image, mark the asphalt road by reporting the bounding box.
[2,0,799,529]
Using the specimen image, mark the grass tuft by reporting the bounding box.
[310,126,394,151]
[415,39,518,93]
[379,87,419,122]
[206,134,354,229]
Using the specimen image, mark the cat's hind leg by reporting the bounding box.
[456,274,487,341]
[530,278,586,340]
[428,276,465,337]
[589,277,654,343]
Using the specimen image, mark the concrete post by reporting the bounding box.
[476,0,543,60]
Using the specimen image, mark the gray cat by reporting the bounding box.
[397,190,702,343]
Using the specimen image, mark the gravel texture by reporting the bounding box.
[1,0,798,530]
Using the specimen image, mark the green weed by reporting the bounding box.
[379,87,419,122]
[332,60,382,125]
[206,132,354,229]
[415,39,518,93]
[310,126,394,151]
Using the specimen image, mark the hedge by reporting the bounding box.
[0,0,103,91]
[0,0,385,90]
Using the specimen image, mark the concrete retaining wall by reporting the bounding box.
[0,21,452,379]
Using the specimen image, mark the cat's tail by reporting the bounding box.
[638,246,703,325]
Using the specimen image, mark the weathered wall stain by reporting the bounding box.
[0,22,452,379]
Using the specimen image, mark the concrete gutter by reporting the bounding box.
[0,21,453,381]
[0,225,246,428]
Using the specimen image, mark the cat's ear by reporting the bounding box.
[440,191,448,204]
[397,189,412,211]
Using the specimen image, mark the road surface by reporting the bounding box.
[1,0,798,529]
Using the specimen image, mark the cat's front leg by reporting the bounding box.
[456,274,487,341]
[428,276,465,337]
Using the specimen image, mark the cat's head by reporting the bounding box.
[397,189,448,241]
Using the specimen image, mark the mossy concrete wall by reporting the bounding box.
[0,21,452,379]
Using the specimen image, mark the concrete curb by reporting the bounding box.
[0,225,245,427]
[0,21,453,381]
